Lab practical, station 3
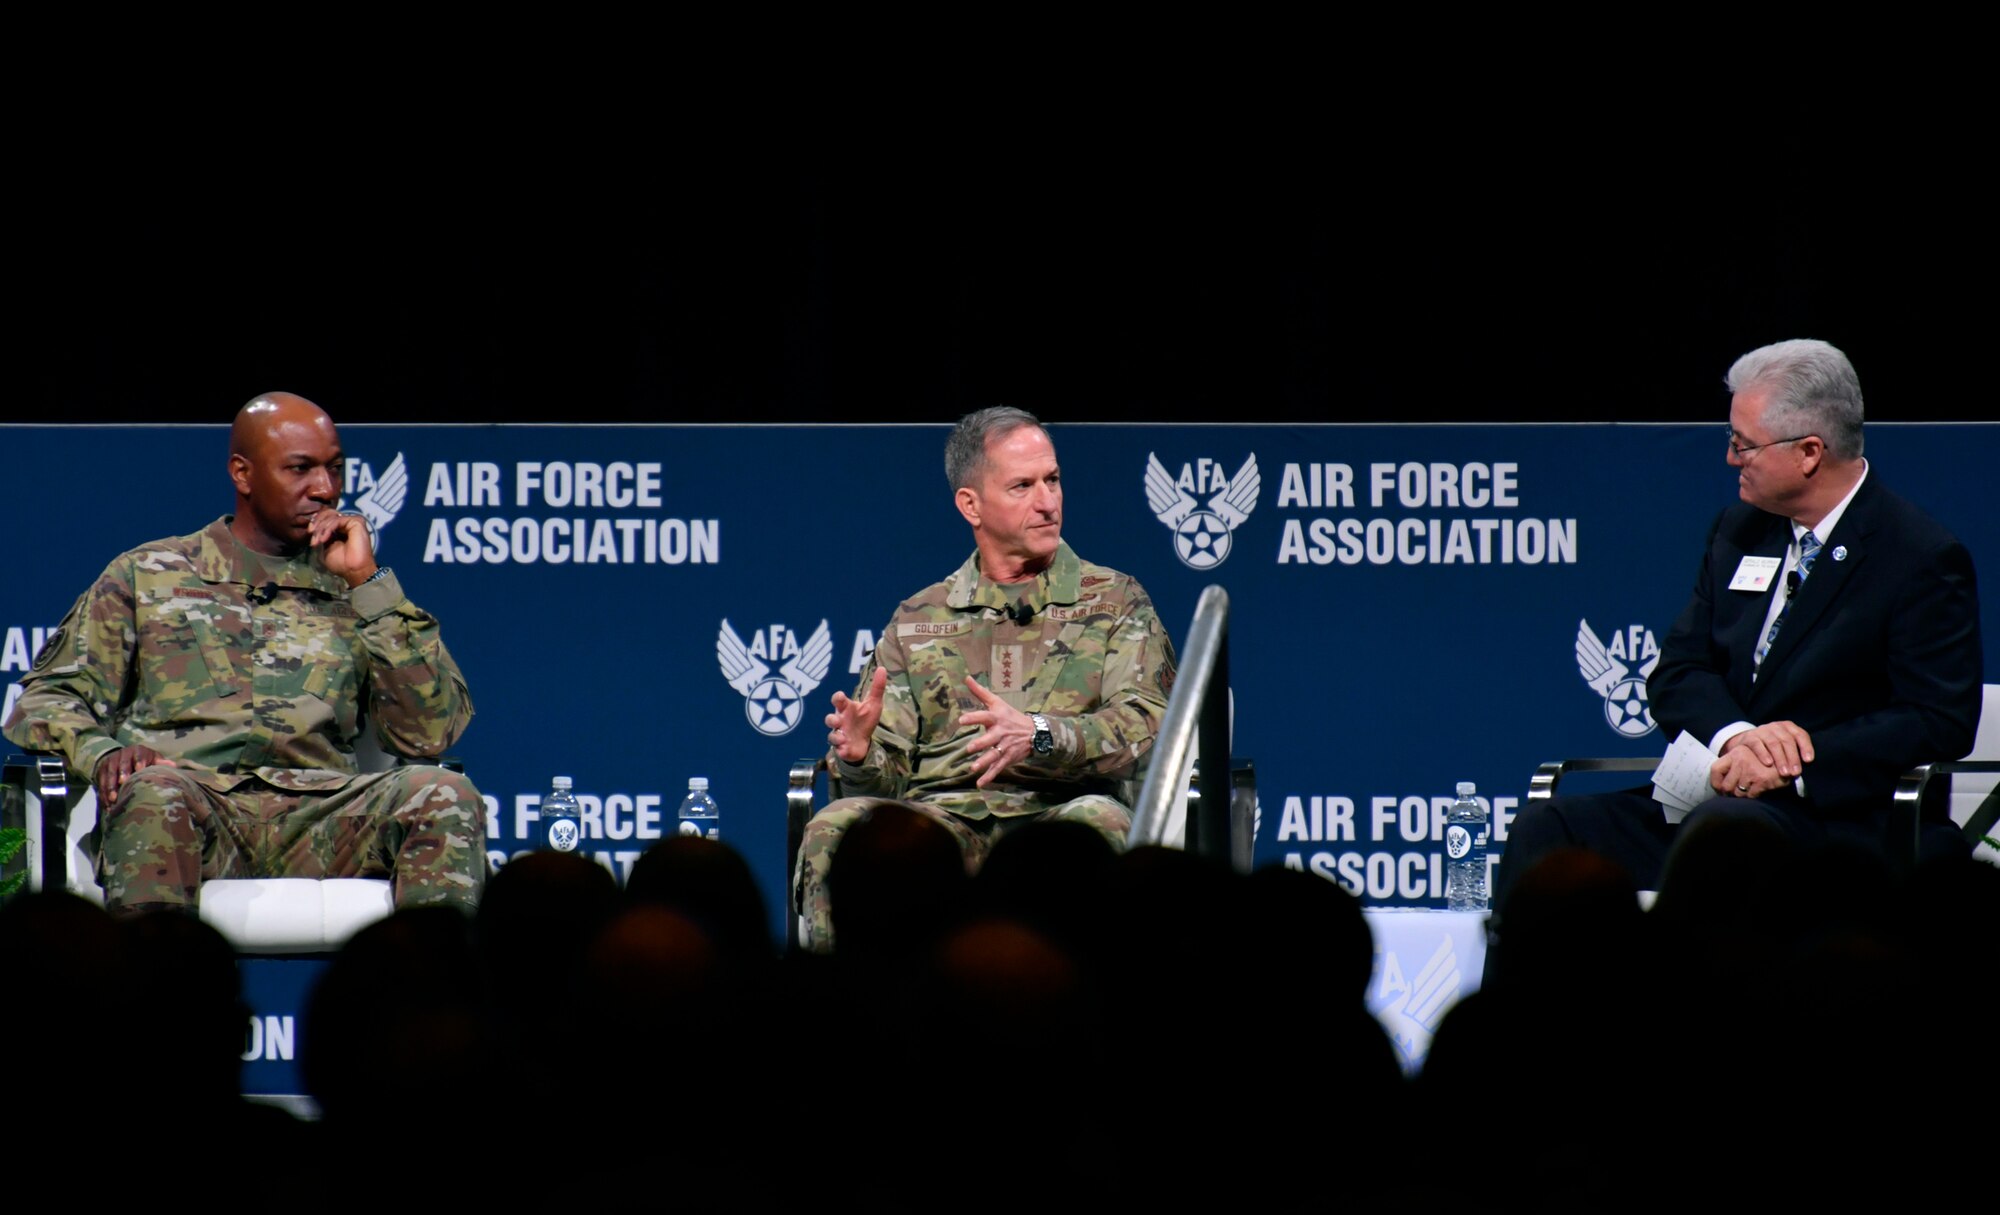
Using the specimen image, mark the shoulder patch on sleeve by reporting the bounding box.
[30,624,69,672]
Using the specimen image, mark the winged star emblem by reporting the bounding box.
[717,619,833,736]
[1376,934,1462,1072]
[1575,618,1659,739]
[349,453,409,544]
[1144,452,1260,570]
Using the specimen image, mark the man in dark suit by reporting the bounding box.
[1497,339,1983,903]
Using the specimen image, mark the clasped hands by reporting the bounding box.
[1708,719,1814,799]
[825,670,1040,789]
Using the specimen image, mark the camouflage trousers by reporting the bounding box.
[97,765,488,916]
[793,794,1130,953]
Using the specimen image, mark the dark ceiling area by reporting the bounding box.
[14,115,1987,429]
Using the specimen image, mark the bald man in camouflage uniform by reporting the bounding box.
[4,392,485,915]
[797,406,1177,951]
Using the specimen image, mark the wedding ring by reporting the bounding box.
[1735,784,1748,793]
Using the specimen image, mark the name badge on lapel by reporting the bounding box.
[1728,555,1782,593]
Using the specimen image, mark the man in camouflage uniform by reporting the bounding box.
[3,392,485,915]
[798,406,1177,951]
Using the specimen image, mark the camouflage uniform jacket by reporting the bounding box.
[3,517,474,792]
[834,541,1176,818]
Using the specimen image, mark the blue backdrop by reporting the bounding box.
[7,422,1996,934]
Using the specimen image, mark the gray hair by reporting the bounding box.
[945,406,1045,491]
[1725,339,1865,460]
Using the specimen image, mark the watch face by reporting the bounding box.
[1031,715,1054,755]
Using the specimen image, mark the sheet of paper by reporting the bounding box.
[1651,730,1719,823]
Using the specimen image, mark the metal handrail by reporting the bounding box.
[1128,585,1249,870]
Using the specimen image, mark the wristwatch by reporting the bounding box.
[1029,713,1054,757]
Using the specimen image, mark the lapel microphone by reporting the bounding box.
[247,582,280,606]
[1006,601,1035,626]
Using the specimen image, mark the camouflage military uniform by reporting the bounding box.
[796,541,1176,948]
[2,517,484,913]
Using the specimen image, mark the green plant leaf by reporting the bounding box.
[1,827,25,899]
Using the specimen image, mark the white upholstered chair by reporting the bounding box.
[0,725,445,951]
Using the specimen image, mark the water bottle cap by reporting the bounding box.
[553,776,573,790]
[1455,781,1476,797]
[689,777,709,791]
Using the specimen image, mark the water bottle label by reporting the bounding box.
[678,820,704,837]
[1445,824,1473,860]
[547,819,581,852]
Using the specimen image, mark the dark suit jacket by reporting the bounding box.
[1648,471,1982,817]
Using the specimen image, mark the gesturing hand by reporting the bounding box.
[94,745,178,806]
[962,677,1036,789]
[826,667,888,764]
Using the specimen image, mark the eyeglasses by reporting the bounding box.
[1725,427,1814,459]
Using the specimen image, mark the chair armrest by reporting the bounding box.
[3,751,76,894]
[1229,758,1257,871]
[785,756,841,950]
[1526,757,1657,802]
[1891,760,2000,856]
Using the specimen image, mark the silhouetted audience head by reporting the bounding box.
[626,835,772,966]
[575,904,722,1024]
[1764,837,1895,946]
[909,916,1108,1203]
[827,802,969,960]
[1486,845,1642,995]
[120,910,249,1105]
[1238,864,1375,1000]
[1652,810,1789,930]
[1088,845,1244,1104]
[1102,843,1237,938]
[1097,845,1239,986]
[934,915,1084,1022]
[973,819,1116,955]
[474,849,622,1024]
[568,905,737,1191]
[29,797,1993,1214]
[0,890,129,1115]
[303,905,485,1128]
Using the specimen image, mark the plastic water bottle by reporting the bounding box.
[1445,781,1489,911]
[677,777,719,841]
[540,776,583,854]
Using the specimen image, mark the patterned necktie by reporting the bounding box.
[1756,529,1821,667]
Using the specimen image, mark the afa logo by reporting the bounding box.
[1143,453,1260,569]
[1575,618,1660,738]
[717,619,833,736]
[1376,931,1462,1071]
[546,819,580,852]
[336,454,409,549]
